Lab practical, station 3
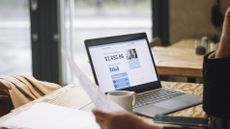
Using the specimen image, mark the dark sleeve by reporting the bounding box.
[203,52,230,118]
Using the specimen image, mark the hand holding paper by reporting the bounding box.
[62,49,124,112]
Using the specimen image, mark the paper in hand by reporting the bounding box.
[61,49,124,112]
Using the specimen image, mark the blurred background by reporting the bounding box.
[0,0,230,84]
[0,0,151,83]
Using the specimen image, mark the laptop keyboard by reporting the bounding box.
[133,89,185,108]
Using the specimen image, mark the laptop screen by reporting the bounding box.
[85,33,160,93]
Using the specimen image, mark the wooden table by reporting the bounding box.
[152,46,203,78]
[0,81,205,124]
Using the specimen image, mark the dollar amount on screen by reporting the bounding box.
[104,54,124,61]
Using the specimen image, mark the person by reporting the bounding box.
[92,6,230,129]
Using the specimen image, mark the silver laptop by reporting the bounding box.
[84,32,202,118]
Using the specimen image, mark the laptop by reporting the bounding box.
[84,32,202,118]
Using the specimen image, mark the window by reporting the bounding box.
[0,0,31,75]
[62,0,152,83]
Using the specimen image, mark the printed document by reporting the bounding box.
[1,103,100,129]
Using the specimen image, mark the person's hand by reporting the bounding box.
[92,109,162,129]
[216,7,230,58]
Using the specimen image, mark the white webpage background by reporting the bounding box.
[89,39,158,92]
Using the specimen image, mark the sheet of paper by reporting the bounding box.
[1,103,100,129]
[62,49,124,112]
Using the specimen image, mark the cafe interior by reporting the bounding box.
[0,0,230,128]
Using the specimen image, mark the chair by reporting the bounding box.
[0,75,61,116]
[0,91,13,116]
[149,37,163,48]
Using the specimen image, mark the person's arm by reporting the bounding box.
[92,109,163,129]
[215,7,230,58]
[93,109,197,129]
[203,7,230,118]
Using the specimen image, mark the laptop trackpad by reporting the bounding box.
[134,99,188,117]
[154,99,187,109]
[134,104,168,117]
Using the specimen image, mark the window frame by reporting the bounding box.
[29,0,169,84]
[30,0,61,84]
[152,0,169,46]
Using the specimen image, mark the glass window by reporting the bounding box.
[0,0,31,75]
[62,0,151,83]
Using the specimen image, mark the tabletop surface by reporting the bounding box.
[0,81,206,124]
[152,46,204,78]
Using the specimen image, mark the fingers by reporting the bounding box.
[92,109,113,129]
[226,7,230,17]
[92,108,111,124]
[222,7,230,37]
[216,7,230,58]
[92,108,110,119]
